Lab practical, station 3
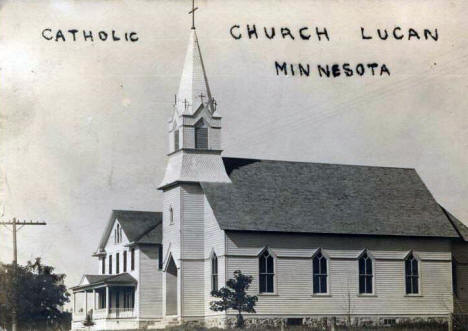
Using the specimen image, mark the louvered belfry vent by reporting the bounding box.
[195,120,208,149]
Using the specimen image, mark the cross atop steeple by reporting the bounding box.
[188,0,198,30]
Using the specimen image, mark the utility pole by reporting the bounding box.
[0,217,47,331]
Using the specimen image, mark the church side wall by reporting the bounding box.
[225,232,453,317]
[138,245,163,319]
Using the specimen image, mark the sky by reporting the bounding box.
[0,0,467,293]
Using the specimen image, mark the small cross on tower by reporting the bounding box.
[198,93,205,104]
[183,98,190,111]
[188,0,198,30]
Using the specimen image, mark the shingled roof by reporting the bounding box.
[96,210,162,253]
[71,273,137,291]
[201,157,467,240]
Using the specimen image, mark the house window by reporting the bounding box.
[359,252,373,294]
[211,253,218,292]
[116,253,120,274]
[313,250,328,294]
[115,224,122,243]
[131,248,135,271]
[102,257,106,274]
[109,255,113,275]
[174,129,179,150]
[158,245,163,270]
[169,207,174,225]
[405,253,419,294]
[259,250,274,293]
[123,251,127,272]
[195,120,208,149]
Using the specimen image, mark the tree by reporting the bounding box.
[210,270,258,328]
[0,258,71,330]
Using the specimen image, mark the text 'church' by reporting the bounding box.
[71,21,468,330]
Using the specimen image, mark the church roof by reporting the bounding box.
[96,210,162,253]
[201,157,467,240]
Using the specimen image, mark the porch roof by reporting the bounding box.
[71,273,137,292]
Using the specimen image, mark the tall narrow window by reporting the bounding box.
[211,253,218,292]
[169,207,174,225]
[158,245,163,270]
[131,248,135,271]
[195,120,208,149]
[109,255,113,275]
[174,129,179,150]
[405,253,419,294]
[102,257,106,274]
[123,251,127,272]
[359,252,373,294]
[116,253,120,274]
[259,250,274,293]
[313,250,328,294]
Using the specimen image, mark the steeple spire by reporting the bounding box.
[174,5,215,117]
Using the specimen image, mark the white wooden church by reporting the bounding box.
[71,22,468,330]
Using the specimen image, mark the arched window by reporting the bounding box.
[405,253,419,294]
[313,250,328,294]
[211,253,218,292]
[174,129,179,151]
[169,207,174,225]
[359,251,373,294]
[259,250,274,293]
[195,120,208,149]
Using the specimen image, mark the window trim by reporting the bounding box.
[404,251,422,297]
[123,251,127,273]
[169,206,174,225]
[211,252,219,293]
[357,250,375,296]
[312,249,330,296]
[116,252,120,274]
[194,119,209,149]
[258,248,277,295]
[101,256,106,274]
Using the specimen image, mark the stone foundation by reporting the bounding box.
[202,315,449,329]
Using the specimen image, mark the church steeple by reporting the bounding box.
[158,8,230,190]
[175,29,216,117]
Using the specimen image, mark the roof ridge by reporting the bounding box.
[221,156,416,171]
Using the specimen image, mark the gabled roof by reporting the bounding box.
[96,210,162,253]
[201,157,466,240]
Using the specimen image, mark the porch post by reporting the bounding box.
[73,292,76,313]
[85,291,88,314]
[93,289,96,310]
[106,287,110,315]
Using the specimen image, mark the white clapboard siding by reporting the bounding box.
[204,197,225,257]
[226,232,452,259]
[163,186,181,263]
[182,260,205,317]
[182,184,205,259]
[225,255,453,316]
[139,246,163,318]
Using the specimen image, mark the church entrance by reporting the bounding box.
[165,256,178,316]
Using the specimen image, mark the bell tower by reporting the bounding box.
[159,26,230,189]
